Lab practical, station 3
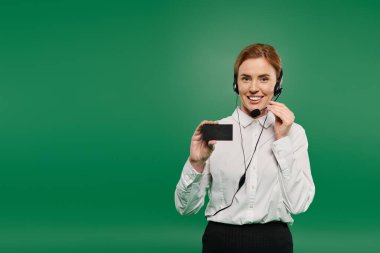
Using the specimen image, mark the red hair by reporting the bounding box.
[234,43,282,80]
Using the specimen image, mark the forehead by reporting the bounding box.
[238,58,276,76]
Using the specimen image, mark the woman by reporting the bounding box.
[174,43,315,253]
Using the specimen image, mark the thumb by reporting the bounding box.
[208,140,217,150]
[208,140,217,145]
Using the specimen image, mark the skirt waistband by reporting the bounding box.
[208,220,288,228]
[203,220,293,252]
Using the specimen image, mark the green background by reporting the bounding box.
[0,0,379,252]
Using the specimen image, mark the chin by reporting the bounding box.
[242,104,257,114]
[245,101,263,111]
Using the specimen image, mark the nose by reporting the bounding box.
[248,79,259,92]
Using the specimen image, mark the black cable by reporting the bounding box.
[205,93,281,218]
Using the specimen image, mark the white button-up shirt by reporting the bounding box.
[174,107,315,226]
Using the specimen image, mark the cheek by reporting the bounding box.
[238,83,249,93]
[262,84,275,95]
[239,94,246,102]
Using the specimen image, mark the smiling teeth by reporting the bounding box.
[248,96,262,101]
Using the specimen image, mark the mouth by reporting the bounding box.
[247,95,264,104]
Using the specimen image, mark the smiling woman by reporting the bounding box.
[238,58,277,111]
[174,43,315,253]
[233,44,282,118]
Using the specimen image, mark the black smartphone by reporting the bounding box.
[201,124,233,141]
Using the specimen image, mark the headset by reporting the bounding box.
[205,68,284,218]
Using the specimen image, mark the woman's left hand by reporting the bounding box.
[267,101,295,140]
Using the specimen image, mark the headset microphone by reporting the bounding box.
[249,99,279,118]
[250,109,261,118]
[249,95,281,118]
[250,108,266,118]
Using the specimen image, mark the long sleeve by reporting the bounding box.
[174,158,211,216]
[271,126,315,215]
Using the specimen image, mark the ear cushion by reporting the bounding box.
[274,69,283,96]
[274,83,282,96]
[233,79,239,94]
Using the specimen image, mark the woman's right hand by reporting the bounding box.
[189,120,218,173]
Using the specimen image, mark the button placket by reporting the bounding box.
[245,120,260,211]
[248,141,259,208]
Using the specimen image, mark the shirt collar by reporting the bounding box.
[232,106,275,129]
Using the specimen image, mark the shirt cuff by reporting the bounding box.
[182,159,204,185]
[271,136,294,172]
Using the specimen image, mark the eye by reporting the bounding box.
[260,77,269,82]
[241,77,249,82]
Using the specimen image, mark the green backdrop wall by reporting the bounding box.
[0,0,379,252]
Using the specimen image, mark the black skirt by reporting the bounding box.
[202,221,293,253]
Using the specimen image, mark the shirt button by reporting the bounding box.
[249,204,253,208]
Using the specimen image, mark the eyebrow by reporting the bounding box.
[240,73,270,78]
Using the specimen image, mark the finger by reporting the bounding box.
[269,100,285,106]
[193,121,210,137]
[268,101,292,112]
[268,106,293,125]
[195,120,219,132]
[268,101,288,111]
[269,101,293,113]
[193,120,219,141]
[194,121,219,140]
[268,104,284,114]
[268,104,288,116]
[268,100,281,106]
[268,104,293,117]
[192,134,202,141]
[195,120,209,131]
[267,106,287,121]
[208,140,217,145]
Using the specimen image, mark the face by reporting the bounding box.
[237,57,277,117]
